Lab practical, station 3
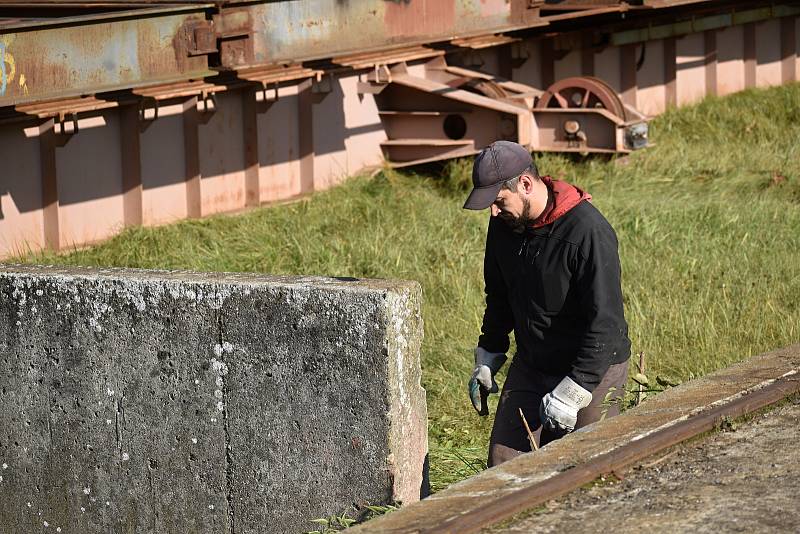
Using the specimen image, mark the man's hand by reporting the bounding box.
[539,376,592,433]
[468,347,507,416]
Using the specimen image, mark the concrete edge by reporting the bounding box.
[384,284,428,505]
[0,263,419,295]
[349,343,800,533]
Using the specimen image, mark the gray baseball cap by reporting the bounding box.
[463,141,533,210]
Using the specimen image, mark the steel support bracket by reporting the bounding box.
[256,82,279,113]
[213,8,256,67]
[54,113,78,146]
[196,92,218,124]
[186,20,218,57]
[510,41,531,68]
[138,97,159,123]
[311,73,334,97]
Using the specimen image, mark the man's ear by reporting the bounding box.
[519,174,535,195]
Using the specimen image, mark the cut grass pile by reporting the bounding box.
[18,83,800,493]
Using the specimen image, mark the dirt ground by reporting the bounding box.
[494,396,800,533]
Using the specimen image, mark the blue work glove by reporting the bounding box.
[539,376,593,433]
[468,347,507,416]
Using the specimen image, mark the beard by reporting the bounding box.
[499,197,533,234]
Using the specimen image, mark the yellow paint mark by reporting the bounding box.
[0,35,18,97]
[5,51,15,83]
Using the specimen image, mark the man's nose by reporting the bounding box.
[490,204,500,217]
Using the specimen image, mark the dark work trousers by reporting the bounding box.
[488,357,629,467]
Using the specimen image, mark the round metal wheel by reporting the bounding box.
[535,76,627,121]
[446,76,508,100]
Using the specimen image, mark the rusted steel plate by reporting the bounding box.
[237,64,321,85]
[333,45,445,70]
[0,6,214,107]
[217,0,548,70]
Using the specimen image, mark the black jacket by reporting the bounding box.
[478,199,631,391]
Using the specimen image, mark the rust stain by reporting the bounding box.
[384,0,456,39]
[480,0,509,17]
[215,7,255,68]
[3,13,211,107]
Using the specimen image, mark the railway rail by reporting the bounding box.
[348,344,800,533]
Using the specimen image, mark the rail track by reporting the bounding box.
[427,371,800,533]
[348,344,800,533]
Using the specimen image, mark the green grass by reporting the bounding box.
[17,84,800,493]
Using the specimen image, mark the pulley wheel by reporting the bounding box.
[446,77,508,100]
[535,76,627,121]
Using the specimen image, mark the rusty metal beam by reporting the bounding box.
[215,0,548,71]
[333,46,444,71]
[120,105,143,227]
[182,96,201,218]
[620,43,637,108]
[237,64,322,86]
[38,120,61,251]
[781,16,797,83]
[451,34,520,50]
[297,79,314,194]
[241,86,259,208]
[704,29,717,97]
[541,38,556,89]
[422,372,800,534]
[664,36,677,107]
[0,5,214,107]
[743,22,757,89]
[542,5,626,21]
[581,33,595,76]
[612,4,800,46]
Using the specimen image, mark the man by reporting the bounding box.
[464,140,631,467]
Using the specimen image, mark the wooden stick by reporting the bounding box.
[518,408,538,451]
[636,351,645,406]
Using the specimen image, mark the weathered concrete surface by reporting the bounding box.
[0,264,427,534]
[349,343,800,533]
[496,398,800,533]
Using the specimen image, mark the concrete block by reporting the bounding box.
[0,265,426,533]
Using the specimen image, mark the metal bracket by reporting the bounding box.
[373,64,393,84]
[195,91,217,124]
[199,91,217,114]
[460,49,485,68]
[257,82,278,113]
[510,41,530,68]
[187,20,217,57]
[138,97,159,123]
[358,66,392,95]
[311,72,333,96]
[54,112,78,144]
[260,82,278,103]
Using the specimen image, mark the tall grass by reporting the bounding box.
[17,84,800,492]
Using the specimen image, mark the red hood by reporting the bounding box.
[531,175,592,228]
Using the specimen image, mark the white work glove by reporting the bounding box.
[539,376,593,433]
[468,347,507,416]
